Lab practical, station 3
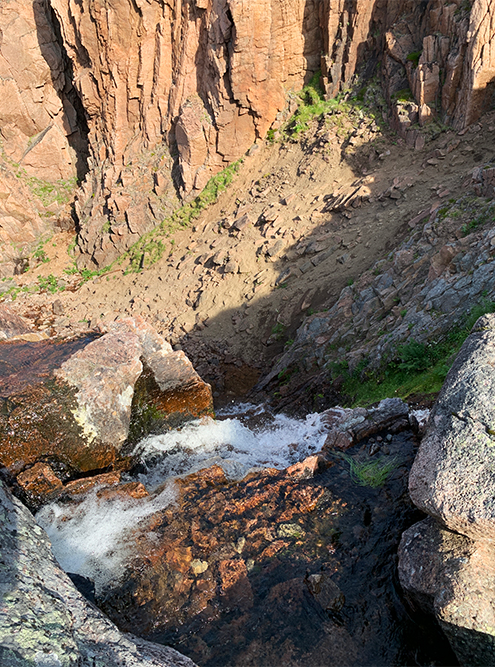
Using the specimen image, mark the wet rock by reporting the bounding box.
[305,572,345,612]
[409,314,495,541]
[92,426,431,667]
[0,479,197,666]
[0,317,212,481]
[286,454,324,478]
[16,462,63,508]
[323,399,409,452]
[218,558,253,610]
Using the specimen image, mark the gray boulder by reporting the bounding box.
[399,517,495,666]
[0,479,197,667]
[409,314,495,541]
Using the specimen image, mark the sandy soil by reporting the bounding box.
[5,109,494,399]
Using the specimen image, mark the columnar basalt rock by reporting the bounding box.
[47,0,327,267]
[0,0,88,275]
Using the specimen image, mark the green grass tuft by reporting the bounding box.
[339,453,400,488]
[337,298,495,407]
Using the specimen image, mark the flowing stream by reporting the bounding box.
[37,404,328,592]
[36,403,457,666]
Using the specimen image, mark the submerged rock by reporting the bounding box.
[0,479,197,667]
[0,316,212,493]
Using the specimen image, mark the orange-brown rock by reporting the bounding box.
[62,472,122,498]
[2,0,495,270]
[0,317,212,481]
[384,0,495,135]
[16,462,63,507]
[97,428,422,666]
[0,305,35,340]
[97,481,149,501]
[0,0,87,274]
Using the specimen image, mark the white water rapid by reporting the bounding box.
[36,404,328,593]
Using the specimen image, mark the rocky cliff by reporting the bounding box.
[1,0,495,272]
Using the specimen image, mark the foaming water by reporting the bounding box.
[133,405,327,490]
[37,483,177,593]
[36,404,327,591]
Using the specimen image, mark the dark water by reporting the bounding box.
[94,425,458,667]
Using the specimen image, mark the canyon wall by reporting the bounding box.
[0,0,494,271]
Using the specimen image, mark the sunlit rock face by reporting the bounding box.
[0,0,88,275]
[0,316,212,489]
[1,0,495,270]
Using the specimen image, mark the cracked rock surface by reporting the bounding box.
[0,479,197,667]
[409,313,495,541]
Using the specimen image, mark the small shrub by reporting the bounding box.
[406,51,422,68]
[37,274,61,294]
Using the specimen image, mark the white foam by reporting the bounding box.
[37,406,328,591]
[134,410,327,489]
[36,482,176,593]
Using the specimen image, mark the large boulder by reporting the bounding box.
[0,478,197,667]
[399,517,495,666]
[409,314,495,541]
[0,317,213,478]
[400,314,495,665]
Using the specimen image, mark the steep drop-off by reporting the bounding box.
[1,0,495,273]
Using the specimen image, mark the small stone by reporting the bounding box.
[234,537,246,554]
[369,442,380,456]
[305,573,345,612]
[191,559,209,575]
[52,299,64,316]
[212,251,224,266]
[17,463,63,505]
[277,523,306,539]
[233,214,251,232]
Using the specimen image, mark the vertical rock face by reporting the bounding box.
[0,0,88,275]
[1,0,495,269]
[48,0,327,267]
[399,314,495,665]
[0,0,87,180]
[383,0,495,140]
